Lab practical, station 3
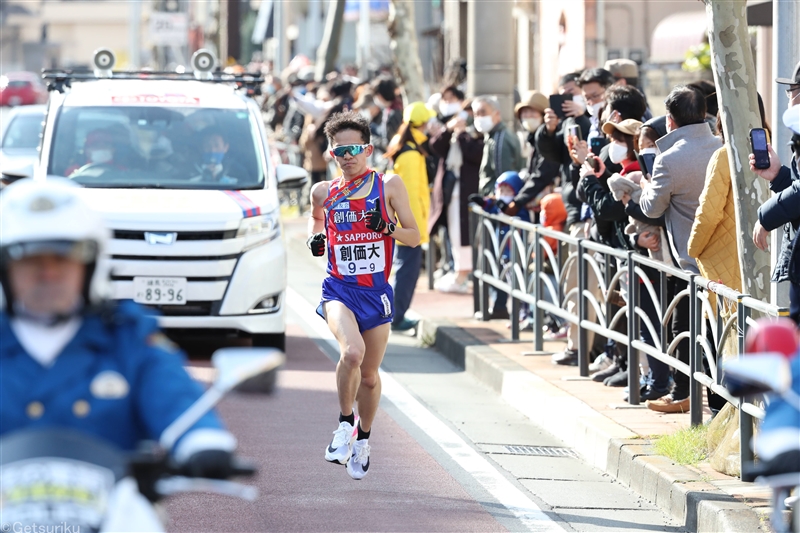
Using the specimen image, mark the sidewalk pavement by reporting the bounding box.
[404,281,772,533]
[283,216,770,532]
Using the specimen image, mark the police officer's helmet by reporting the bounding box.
[0,178,111,314]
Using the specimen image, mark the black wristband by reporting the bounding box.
[384,222,396,236]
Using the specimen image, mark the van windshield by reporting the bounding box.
[48,106,265,189]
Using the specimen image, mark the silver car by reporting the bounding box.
[1,104,46,181]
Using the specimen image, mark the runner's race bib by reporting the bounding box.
[334,241,385,276]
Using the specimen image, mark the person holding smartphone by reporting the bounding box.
[428,89,485,294]
[751,60,800,325]
[497,91,560,220]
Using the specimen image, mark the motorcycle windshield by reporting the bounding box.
[0,429,126,532]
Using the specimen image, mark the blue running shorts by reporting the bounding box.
[316,277,394,332]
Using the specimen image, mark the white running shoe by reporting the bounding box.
[324,420,356,465]
[346,439,371,480]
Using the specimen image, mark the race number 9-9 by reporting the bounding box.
[334,242,385,277]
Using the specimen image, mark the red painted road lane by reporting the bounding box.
[167,323,507,532]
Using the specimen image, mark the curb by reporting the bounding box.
[420,318,767,533]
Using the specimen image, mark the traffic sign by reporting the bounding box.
[149,12,188,46]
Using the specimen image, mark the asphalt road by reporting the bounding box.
[161,222,685,533]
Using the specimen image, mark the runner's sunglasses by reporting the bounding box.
[330,144,370,157]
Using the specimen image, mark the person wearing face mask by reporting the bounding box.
[369,76,403,171]
[66,129,125,177]
[467,171,529,319]
[497,91,560,221]
[471,95,523,197]
[192,129,248,184]
[638,86,722,414]
[429,92,485,294]
[751,60,800,325]
[383,102,435,332]
[560,120,641,372]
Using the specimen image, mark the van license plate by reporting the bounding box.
[133,277,187,305]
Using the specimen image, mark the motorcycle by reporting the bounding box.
[722,319,800,533]
[0,347,284,532]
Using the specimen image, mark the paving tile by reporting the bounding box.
[488,454,608,482]
[519,479,656,511]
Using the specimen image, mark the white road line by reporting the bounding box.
[285,286,563,533]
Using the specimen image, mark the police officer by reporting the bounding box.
[0,178,237,477]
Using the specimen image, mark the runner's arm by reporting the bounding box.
[384,174,421,247]
[308,181,330,236]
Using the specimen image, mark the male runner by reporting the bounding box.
[307,111,420,480]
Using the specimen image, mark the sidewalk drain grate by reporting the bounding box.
[502,446,579,458]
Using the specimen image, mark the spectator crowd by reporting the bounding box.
[262,56,800,416]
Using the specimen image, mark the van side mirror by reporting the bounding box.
[276,164,308,189]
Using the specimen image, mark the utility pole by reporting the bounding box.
[466,0,514,121]
[219,0,228,67]
[129,0,142,69]
[357,0,371,75]
[315,0,346,81]
[703,0,770,303]
[388,0,425,103]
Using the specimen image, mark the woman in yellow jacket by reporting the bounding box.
[688,94,769,317]
[383,102,433,332]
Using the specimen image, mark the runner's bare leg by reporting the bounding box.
[324,301,365,416]
[355,323,390,432]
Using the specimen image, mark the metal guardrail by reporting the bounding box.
[469,206,789,469]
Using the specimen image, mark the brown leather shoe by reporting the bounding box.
[646,395,690,413]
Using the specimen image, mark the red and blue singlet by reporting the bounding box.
[324,170,395,288]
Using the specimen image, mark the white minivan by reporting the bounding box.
[34,50,306,350]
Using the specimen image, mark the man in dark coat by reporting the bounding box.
[752,60,800,324]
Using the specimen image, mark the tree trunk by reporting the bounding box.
[388,0,425,103]
[315,0,346,81]
[703,0,771,302]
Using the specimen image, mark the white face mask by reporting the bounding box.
[608,142,629,164]
[498,195,515,204]
[638,147,658,156]
[473,115,495,134]
[88,149,112,164]
[587,101,604,117]
[439,101,462,117]
[783,105,800,135]
[521,117,543,132]
[572,95,586,113]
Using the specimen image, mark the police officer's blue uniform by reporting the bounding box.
[0,300,225,451]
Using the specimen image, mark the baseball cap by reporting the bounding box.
[602,118,643,136]
[403,101,437,127]
[776,60,800,86]
[604,59,639,80]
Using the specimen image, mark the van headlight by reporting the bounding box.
[237,211,281,250]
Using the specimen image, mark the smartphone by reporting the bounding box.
[568,124,582,142]
[750,128,770,170]
[590,137,608,156]
[636,152,656,177]
[549,94,569,119]
[585,154,599,172]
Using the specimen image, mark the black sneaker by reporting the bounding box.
[641,386,672,401]
[551,349,578,366]
[604,369,629,387]
[591,362,620,382]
